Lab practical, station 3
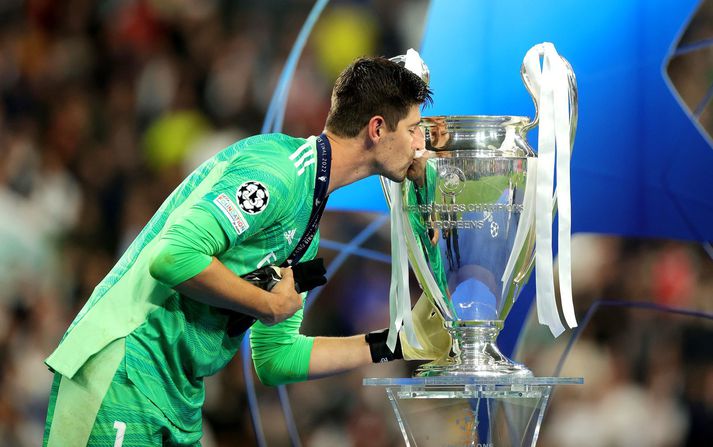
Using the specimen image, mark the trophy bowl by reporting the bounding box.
[386,115,539,377]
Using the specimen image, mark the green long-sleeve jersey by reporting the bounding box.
[45,133,325,432]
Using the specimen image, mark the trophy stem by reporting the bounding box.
[418,321,532,377]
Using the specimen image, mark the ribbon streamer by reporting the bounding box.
[552,53,578,330]
[386,180,421,351]
[404,48,427,81]
[384,48,429,352]
[501,157,537,299]
[522,42,578,336]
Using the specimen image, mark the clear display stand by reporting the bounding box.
[364,376,582,447]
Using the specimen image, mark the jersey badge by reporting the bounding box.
[237,181,269,214]
[213,193,249,234]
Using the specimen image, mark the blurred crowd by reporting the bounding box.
[0,0,426,444]
[528,236,713,447]
[0,1,711,446]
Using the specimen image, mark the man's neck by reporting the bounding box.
[323,131,373,195]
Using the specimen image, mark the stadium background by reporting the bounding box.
[0,0,711,446]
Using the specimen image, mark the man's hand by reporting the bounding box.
[260,268,303,326]
[241,259,326,326]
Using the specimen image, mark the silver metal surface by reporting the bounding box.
[382,53,578,378]
[390,114,537,376]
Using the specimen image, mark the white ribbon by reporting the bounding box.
[501,157,537,298]
[522,42,577,336]
[552,53,577,330]
[386,179,421,351]
[401,193,453,321]
[404,48,426,82]
[383,47,430,351]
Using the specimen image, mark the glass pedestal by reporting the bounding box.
[364,376,582,447]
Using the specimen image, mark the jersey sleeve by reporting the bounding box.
[249,305,314,386]
[194,154,293,248]
[149,206,229,288]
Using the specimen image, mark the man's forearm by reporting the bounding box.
[174,258,274,318]
[307,335,373,380]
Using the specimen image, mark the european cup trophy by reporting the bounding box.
[365,45,583,446]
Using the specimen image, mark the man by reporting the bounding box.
[43,55,432,445]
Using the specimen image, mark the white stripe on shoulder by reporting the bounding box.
[297,158,316,176]
[293,150,314,168]
[289,141,312,161]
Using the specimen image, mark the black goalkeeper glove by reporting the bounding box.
[365,328,403,363]
[227,258,327,336]
[241,258,327,293]
[291,258,328,293]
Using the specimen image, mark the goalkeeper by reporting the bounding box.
[43,55,432,446]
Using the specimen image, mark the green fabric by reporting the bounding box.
[250,307,315,386]
[408,163,449,297]
[149,206,227,288]
[46,133,323,430]
[42,372,60,445]
[45,338,125,447]
[44,339,201,446]
[45,149,231,379]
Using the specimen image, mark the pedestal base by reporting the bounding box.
[364,376,582,447]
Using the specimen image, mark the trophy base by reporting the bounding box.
[416,321,532,378]
[363,376,583,447]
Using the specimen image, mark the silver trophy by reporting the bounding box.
[382,47,578,378]
[367,45,581,446]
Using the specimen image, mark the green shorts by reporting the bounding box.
[43,338,201,446]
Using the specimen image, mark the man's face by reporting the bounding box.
[377,105,424,182]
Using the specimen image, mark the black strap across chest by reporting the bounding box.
[281,133,331,267]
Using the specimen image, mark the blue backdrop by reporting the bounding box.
[327,0,713,355]
[331,0,712,243]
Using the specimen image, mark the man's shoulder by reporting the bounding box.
[224,134,315,186]
[236,133,308,154]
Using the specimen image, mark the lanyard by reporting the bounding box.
[281,133,331,267]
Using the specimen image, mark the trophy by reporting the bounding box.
[382,44,577,377]
[365,44,582,446]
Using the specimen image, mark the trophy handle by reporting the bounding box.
[520,63,539,134]
[520,53,579,149]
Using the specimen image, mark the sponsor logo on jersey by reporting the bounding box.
[236,181,269,214]
[284,228,296,245]
[289,141,315,176]
[213,193,249,235]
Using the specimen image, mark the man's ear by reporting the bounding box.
[367,115,385,142]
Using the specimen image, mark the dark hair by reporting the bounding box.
[325,56,433,138]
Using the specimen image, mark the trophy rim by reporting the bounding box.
[420,115,534,155]
[420,114,532,127]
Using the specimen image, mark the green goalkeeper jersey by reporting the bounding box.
[45,133,326,431]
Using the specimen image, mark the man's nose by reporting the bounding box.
[413,127,426,148]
